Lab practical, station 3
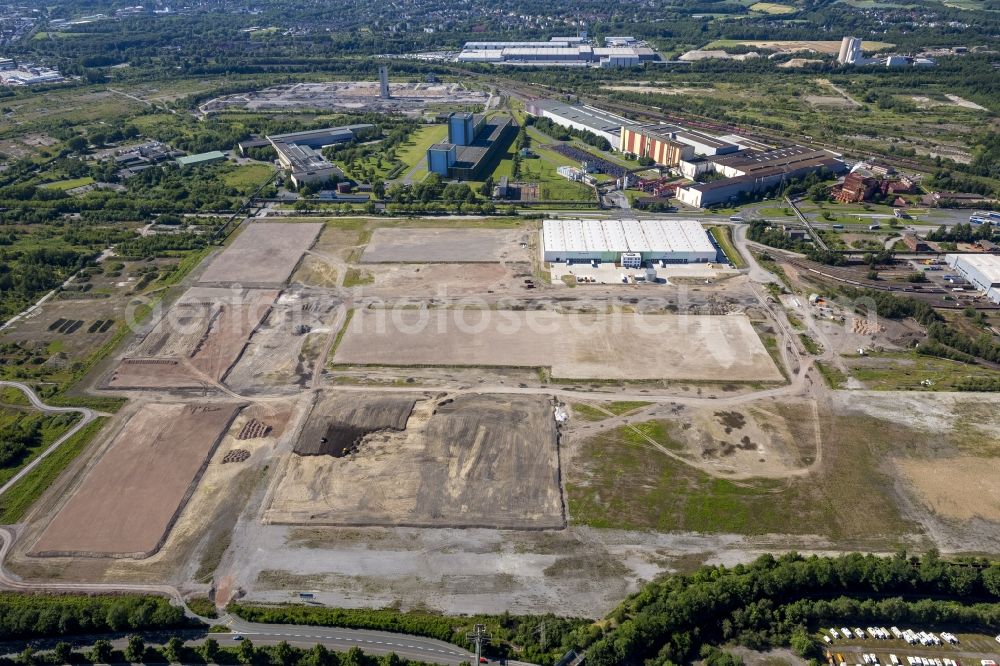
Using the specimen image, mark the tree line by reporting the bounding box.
[0,593,189,641]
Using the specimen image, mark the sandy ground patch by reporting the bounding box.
[944,94,988,111]
[265,393,563,529]
[780,59,824,68]
[670,401,818,477]
[225,289,344,392]
[804,95,856,108]
[30,402,241,558]
[333,310,782,382]
[713,40,894,54]
[896,457,1000,522]
[602,85,711,96]
[360,228,530,263]
[367,263,517,295]
[198,222,322,287]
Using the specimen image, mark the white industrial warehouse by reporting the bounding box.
[946,253,1000,303]
[542,219,717,265]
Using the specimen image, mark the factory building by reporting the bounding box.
[541,219,717,265]
[427,112,517,181]
[620,125,694,167]
[268,124,377,187]
[676,146,846,208]
[838,36,863,64]
[621,123,739,166]
[525,99,630,148]
[457,37,658,68]
[946,254,1000,303]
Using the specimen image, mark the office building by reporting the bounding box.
[427,113,517,181]
[267,124,377,187]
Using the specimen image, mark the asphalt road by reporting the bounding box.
[223,619,478,665]
[0,621,481,666]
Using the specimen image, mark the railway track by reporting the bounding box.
[780,256,1000,310]
[499,77,938,176]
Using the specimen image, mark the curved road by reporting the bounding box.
[0,382,101,498]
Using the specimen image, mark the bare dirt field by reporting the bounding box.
[359,228,530,264]
[332,310,782,382]
[265,393,563,529]
[197,222,322,287]
[804,95,856,109]
[896,457,1000,522]
[367,263,519,296]
[106,288,278,389]
[30,402,241,558]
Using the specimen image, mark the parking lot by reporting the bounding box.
[823,625,1000,666]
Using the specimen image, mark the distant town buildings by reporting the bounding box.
[0,60,65,86]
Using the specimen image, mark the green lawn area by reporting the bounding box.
[220,164,275,192]
[571,401,652,422]
[494,136,595,203]
[846,350,1000,391]
[709,226,746,268]
[0,417,106,524]
[396,124,449,172]
[39,176,95,190]
[566,414,917,542]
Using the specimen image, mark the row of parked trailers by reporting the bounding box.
[826,627,960,645]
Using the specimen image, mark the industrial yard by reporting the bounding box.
[3,209,1000,618]
[200,81,490,116]
[266,392,563,529]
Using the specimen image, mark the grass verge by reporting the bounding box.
[0,417,106,523]
[709,226,747,269]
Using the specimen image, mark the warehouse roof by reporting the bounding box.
[947,253,1000,285]
[532,99,631,135]
[268,124,374,143]
[710,145,836,172]
[176,151,226,166]
[542,219,714,254]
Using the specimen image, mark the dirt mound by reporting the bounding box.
[294,395,415,457]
